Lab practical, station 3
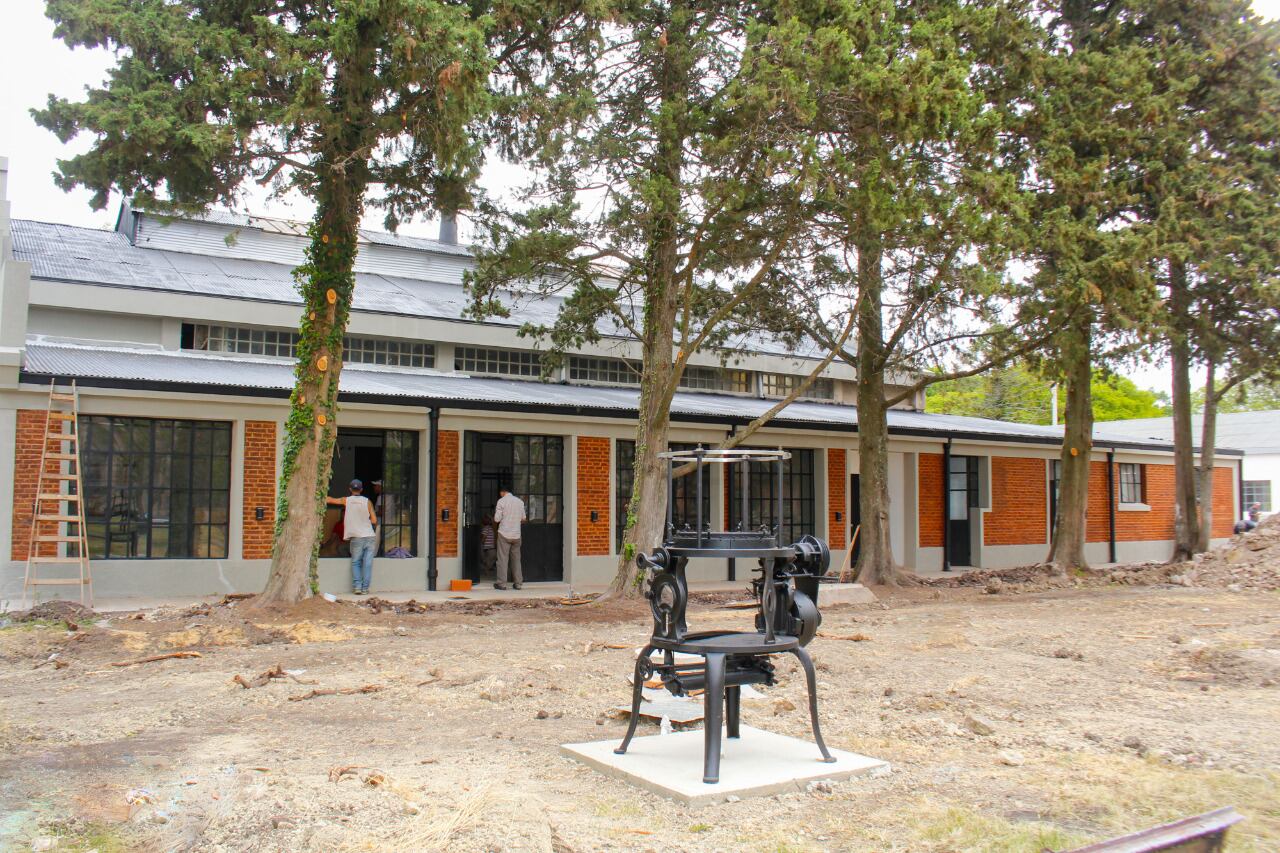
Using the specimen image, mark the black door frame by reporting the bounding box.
[947,454,979,567]
[848,473,862,564]
[462,431,564,583]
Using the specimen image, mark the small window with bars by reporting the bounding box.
[455,346,542,377]
[760,372,835,400]
[1119,463,1145,504]
[678,366,753,393]
[568,356,640,385]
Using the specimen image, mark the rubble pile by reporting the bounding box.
[1170,513,1280,592]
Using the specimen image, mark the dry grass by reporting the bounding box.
[334,784,503,852]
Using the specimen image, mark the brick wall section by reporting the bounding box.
[1211,466,1235,539]
[241,421,278,559]
[435,430,460,557]
[12,409,58,560]
[576,437,611,555]
[1116,463,1175,542]
[1085,460,1111,543]
[918,452,944,548]
[983,457,1048,546]
[826,449,847,550]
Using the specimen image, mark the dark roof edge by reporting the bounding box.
[17,370,1241,455]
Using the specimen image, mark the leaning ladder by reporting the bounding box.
[23,380,93,607]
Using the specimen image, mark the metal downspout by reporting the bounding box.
[942,438,952,572]
[427,407,439,591]
[1106,449,1117,564]
[726,422,737,582]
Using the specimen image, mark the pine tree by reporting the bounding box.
[778,0,1036,584]
[34,0,511,603]
[1015,0,1170,571]
[467,0,842,596]
[1141,1,1280,557]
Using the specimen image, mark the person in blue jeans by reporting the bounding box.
[326,479,379,595]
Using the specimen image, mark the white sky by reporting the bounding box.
[4,0,1278,390]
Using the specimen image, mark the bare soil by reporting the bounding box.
[1,582,1277,852]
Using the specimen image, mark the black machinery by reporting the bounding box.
[614,447,836,784]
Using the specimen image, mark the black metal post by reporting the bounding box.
[775,447,784,540]
[1106,449,1117,563]
[941,439,952,572]
[695,446,704,546]
[740,456,750,533]
[427,408,439,591]
[726,425,736,581]
[667,453,674,534]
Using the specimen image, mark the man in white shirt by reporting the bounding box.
[493,485,526,589]
[325,479,378,595]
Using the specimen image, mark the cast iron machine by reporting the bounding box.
[614,447,836,784]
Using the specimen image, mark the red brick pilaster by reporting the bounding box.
[241,421,277,559]
[827,449,846,550]
[12,410,56,560]
[918,452,944,548]
[435,430,459,557]
[982,456,1048,546]
[576,437,610,556]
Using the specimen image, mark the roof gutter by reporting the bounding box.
[17,369,1244,455]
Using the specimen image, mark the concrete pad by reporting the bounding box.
[820,583,878,605]
[562,725,888,807]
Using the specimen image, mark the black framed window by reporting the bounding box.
[1243,480,1271,512]
[760,373,834,400]
[727,448,815,545]
[615,441,712,548]
[80,417,231,559]
[379,430,419,555]
[1119,463,1144,504]
[181,323,432,368]
[512,435,563,523]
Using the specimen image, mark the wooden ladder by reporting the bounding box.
[23,380,93,607]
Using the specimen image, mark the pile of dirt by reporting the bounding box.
[921,564,1078,593]
[8,600,95,623]
[1171,514,1280,591]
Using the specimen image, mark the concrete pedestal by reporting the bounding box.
[820,583,878,605]
[562,725,888,807]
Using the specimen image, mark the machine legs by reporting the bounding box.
[791,646,836,763]
[702,653,727,783]
[725,685,741,739]
[614,645,653,755]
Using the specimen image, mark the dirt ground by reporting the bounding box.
[1,582,1277,853]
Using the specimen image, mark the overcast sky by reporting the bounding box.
[4,1,1278,391]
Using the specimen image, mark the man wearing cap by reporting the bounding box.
[326,479,379,595]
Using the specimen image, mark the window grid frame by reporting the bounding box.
[678,365,753,394]
[1242,480,1271,513]
[567,355,641,385]
[455,346,543,377]
[760,372,835,401]
[186,323,434,368]
[1119,463,1145,505]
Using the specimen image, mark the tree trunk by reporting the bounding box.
[851,236,904,586]
[604,8,690,599]
[258,167,367,605]
[1195,358,1220,553]
[1046,318,1093,572]
[1168,258,1200,561]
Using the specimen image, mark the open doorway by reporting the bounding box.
[948,455,979,567]
[462,432,564,582]
[848,473,862,564]
[321,428,418,558]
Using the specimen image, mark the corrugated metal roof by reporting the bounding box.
[188,209,475,257]
[12,219,817,360]
[19,341,1199,451]
[1100,411,1279,455]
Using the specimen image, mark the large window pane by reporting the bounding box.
[80,417,231,559]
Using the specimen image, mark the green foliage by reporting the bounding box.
[927,364,1168,424]
[1194,376,1280,414]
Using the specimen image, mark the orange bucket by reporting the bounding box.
[449,579,473,592]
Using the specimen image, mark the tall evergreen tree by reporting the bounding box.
[467,0,844,596]
[779,0,1037,584]
[34,0,544,603]
[1016,0,1167,571]
[1140,1,1280,557]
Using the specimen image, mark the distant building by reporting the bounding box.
[1101,411,1278,518]
[0,157,1244,600]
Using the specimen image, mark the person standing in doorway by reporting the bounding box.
[480,511,497,578]
[493,485,526,590]
[326,479,378,595]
